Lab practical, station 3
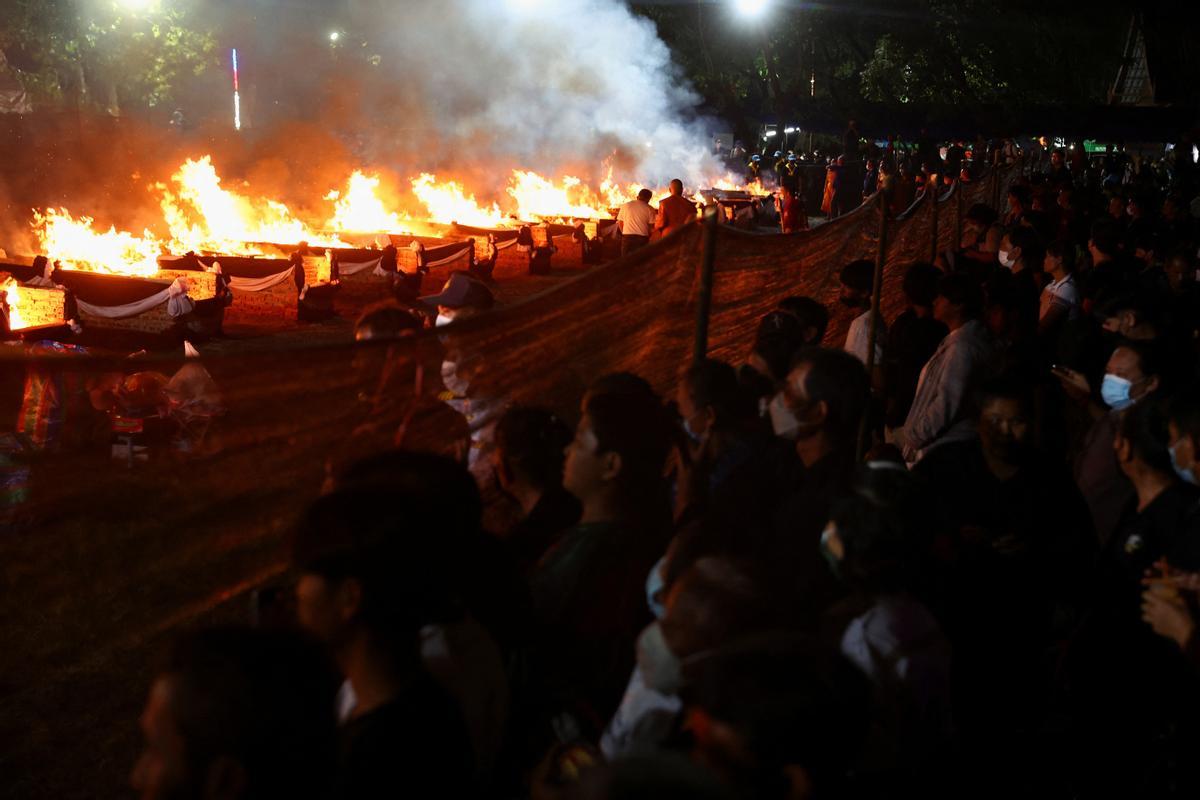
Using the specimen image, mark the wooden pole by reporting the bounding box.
[929,181,940,263]
[693,205,719,363]
[857,192,889,459]
[955,180,964,257]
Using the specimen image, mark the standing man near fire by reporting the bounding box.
[655,179,696,239]
[616,189,657,256]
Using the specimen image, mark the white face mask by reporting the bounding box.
[998,249,1017,269]
[435,313,454,328]
[768,392,800,440]
[636,622,683,695]
[440,360,470,397]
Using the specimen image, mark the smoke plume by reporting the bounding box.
[339,0,722,188]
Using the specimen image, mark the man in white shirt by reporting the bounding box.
[840,259,886,370]
[900,273,995,464]
[616,189,657,256]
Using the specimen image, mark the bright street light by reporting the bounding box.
[116,0,160,11]
[733,0,769,19]
[329,31,340,42]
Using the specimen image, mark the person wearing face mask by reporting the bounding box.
[1167,390,1200,487]
[672,359,774,526]
[742,303,825,439]
[1066,401,1200,798]
[601,558,769,760]
[419,270,495,328]
[1057,341,1164,547]
[767,348,870,615]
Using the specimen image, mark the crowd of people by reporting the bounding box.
[130,147,1200,799]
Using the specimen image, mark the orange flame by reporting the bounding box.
[411,174,508,228]
[160,156,346,252]
[2,277,28,330]
[325,171,404,233]
[33,209,163,277]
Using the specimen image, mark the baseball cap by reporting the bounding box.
[419,271,494,311]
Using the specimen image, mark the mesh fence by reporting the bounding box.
[0,159,1025,797]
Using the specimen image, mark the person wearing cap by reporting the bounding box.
[655,180,696,240]
[840,259,886,373]
[616,189,657,257]
[419,271,495,328]
[747,153,763,182]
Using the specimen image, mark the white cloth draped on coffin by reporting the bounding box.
[211,261,300,292]
[75,277,195,319]
[337,256,387,277]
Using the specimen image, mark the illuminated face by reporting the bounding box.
[563,413,610,501]
[979,397,1030,464]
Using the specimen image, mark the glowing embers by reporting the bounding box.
[33,209,163,277]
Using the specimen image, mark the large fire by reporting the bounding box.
[34,209,163,277]
[411,173,508,229]
[159,156,347,252]
[325,171,403,234]
[25,155,764,278]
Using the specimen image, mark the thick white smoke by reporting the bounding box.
[346,0,724,187]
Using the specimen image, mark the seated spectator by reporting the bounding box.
[1109,399,1200,582]
[1167,389,1200,486]
[840,259,886,371]
[672,358,772,528]
[1038,238,1081,336]
[291,487,479,796]
[883,262,948,434]
[776,296,830,345]
[420,270,495,327]
[602,557,770,759]
[768,348,870,617]
[683,634,870,799]
[1058,341,1163,546]
[1098,292,1164,342]
[822,464,954,785]
[900,273,995,463]
[492,406,581,574]
[1069,400,1200,797]
[914,378,1094,739]
[131,627,339,800]
[530,388,675,721]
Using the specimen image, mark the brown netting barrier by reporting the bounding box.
[0,159,1024,797]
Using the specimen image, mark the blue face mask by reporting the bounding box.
[1101,374,1134,410]
[645,558,667,619]
[1170,440,1197,485]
